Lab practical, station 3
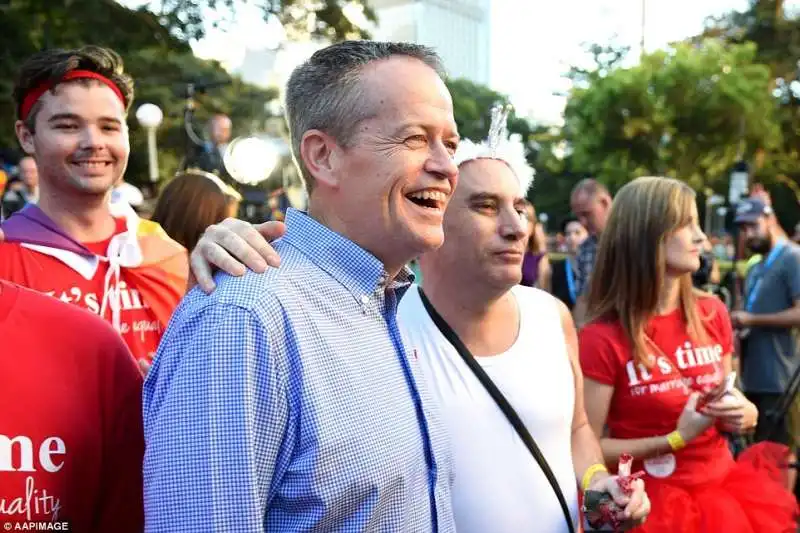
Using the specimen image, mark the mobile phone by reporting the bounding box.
[698,372,736,410]
[582,490,622,531]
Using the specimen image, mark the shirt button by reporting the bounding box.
[360,295,369,305]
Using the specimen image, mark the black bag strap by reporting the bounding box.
[418,289,576,533]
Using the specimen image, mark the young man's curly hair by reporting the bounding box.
[13,45,135,131]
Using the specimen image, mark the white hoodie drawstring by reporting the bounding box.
[99,253,123,333]
[98,201,144,334]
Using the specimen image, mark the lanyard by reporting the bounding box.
[565,257,577,304]
[746,240,786,312]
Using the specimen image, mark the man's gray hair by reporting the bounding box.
[571,178,610,200]
[285,40,445,191]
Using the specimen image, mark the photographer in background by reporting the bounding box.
[692,238,727,305]
[183,113,233,184]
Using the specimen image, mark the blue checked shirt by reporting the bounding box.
[142,208,455,533]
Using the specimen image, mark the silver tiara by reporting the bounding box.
[487,103,512,156]
[452,103,535,195]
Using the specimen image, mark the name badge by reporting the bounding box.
[644,453,676,478]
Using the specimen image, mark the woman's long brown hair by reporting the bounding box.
[586,176,712,367]
[151,170,232,251]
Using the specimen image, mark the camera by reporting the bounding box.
[692,252,715,288]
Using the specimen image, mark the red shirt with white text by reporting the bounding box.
[579,296,735,486]
[0,218,162,363]
[0,280,143,531]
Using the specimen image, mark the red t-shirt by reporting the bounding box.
[0,218,163,363]
[0,280,143,532]
[579,295,735,486]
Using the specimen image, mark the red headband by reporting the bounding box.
[20,70,125,121]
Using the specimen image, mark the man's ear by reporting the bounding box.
[15,120,35,155]
[300,129,341,189]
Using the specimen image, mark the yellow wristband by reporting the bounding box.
[667,430,686,451]
[581,463,609,492]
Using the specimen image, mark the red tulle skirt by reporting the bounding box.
[637,442,798,533]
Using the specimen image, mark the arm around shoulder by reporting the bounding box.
[143,301,290,532]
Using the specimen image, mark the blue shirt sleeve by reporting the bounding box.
[142,301,290,532]
[787,250,800,301]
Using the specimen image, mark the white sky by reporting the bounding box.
[123,0,796,124]
[490,0,753,123]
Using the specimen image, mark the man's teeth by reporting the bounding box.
[408,190,446,202]
[74,161,109,168]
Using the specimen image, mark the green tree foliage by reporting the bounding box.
[526,132,584,227]
[700,0,800,229]
[0,1,191,153]
[503,43,634,228]
[562,39,780,196]
[154,0,375,42]
[445,78,531,146]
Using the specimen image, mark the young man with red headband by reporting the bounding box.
[0,46,189,368]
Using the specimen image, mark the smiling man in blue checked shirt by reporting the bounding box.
[142,41,460,532]
[191,110,653,533]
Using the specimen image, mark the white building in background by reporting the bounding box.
[369,0,492,85]
[229,0,493,89]
[237,48,279,88]
[235,41,326,91]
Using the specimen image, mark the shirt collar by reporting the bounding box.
[281,208,414,301]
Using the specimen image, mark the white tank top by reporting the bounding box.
[398,284,579,533]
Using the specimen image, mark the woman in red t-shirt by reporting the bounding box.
[580,177,797,532]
